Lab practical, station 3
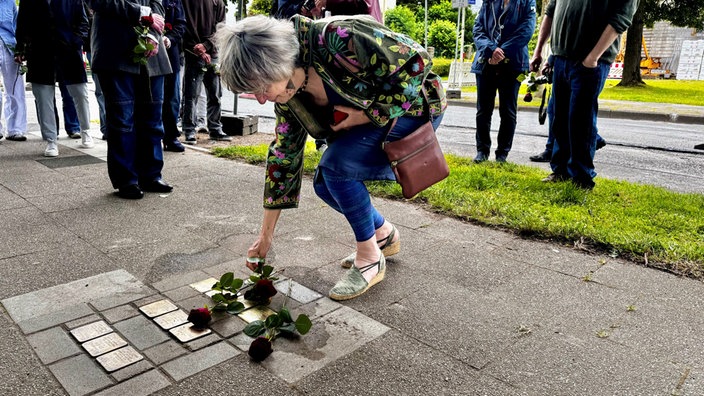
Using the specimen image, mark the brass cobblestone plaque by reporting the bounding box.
[82,332,127,357]
[237,306,276,323]
[169,323,211,342]
[153,310,189,330]
[96,346,143,372]
[189,278,218,293]
[139,299,178,318]
[70,320,113,342]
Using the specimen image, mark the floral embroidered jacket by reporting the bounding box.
[262,15,447,210]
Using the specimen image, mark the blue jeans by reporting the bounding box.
[86,52,107,137]
[544,83,605,153]
[58,82,80,133]
[182,57,222,136]
[98,71,165,189]
[475,64,521,157]
[550,56,610,187]
[162,69,181,141]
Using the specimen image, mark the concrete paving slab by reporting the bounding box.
[112,316,170,351]
[0,185,29,210]
[142,340,188,365]
[110,359,154,383]
[101,304,140,324]
[0,221,68,261]
[27,326,82,364]
[48,354,113,396]
[161,341,239,381]
[16,304,95,334]
[97,369,170,396]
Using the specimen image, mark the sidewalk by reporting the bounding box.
[0,98,703,395]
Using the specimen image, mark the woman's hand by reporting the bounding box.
[330,105,370,132]
[247,235,272,271]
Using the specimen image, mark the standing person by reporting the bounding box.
[16,0,94,157]
[56,83,82,139]
[530,0,638,189]
[217,15,447,300]
[83,5,108,140]
[0,1,27,142]
[161,0,187,152]
[181,0,231,145]
[90,0,174,199]
[471,0,536,163]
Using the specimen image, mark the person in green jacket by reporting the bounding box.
[217,15,446,301]
[530,0,638,190]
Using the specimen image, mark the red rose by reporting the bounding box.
[248,336,273,361]
[140,15,154,26]
[187,307,211,328]
[164,22,173,32]
[254,279,278,299]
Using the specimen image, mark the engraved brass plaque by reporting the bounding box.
[139,299,178,318]
[189,278,218,293]
[70,320,113,342]
[237,306,276,323]
[169,323,212,343]
[82,333,127,357]
[153,310,188,330]
[96,346,143,372]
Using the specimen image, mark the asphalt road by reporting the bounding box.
[223,92,704,194]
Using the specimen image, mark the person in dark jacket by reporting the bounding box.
[90,0,174,199]
[181,0,230,144]
[470,0,535,163]
[16,0,94,157]
[161,0,187,152]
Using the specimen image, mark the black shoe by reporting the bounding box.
[68,132,81,139]
[542,173,570,183]
[141,179,173,193]
[184,133,197,145]
[495,154,508,163]
[164,139,185,152]
[529,150,552,162]
[473,152,488,163]
[596,139,607,150]
[210,131,232,141]
[116,184,144,200]
[6,135,27,141]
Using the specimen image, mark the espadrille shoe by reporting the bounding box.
[329,254,386,301]
[341,225,400,268]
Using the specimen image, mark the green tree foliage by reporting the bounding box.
[428,19,457,58]
[248,0,273,16]
[384,5,422,42]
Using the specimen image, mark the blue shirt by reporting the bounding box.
[0,1,17,48]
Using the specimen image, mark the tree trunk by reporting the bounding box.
[618,8,646,86]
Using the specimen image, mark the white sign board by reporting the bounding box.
[677,40,704,80]
[452,0,475,8]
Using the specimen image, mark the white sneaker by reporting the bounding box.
[80,131,94,148]
[44,142,59,157]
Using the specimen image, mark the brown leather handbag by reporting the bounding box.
[382,119,449,199]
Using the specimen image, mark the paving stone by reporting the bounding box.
[274,279,323,304]
[16,303,94,334]
[113,316,169,350]
[91,285,156,311]
[49,354,113,396]
[132,294,165,308]
[210,315,247,338]
[185,333,222,351]
[138,299,178,318]
[101,305,140,324]
[161,342,240,381]
[175,294,212,312]
[27,327,81,364]
[268,292,302,313]
[71,320,113,342]
[291,297,342,321]
[142,341,188,365]
[82,333,128,357]
[96,346,144,372]
[151,270,211,293]
[64,314,102,330]
[162,285,201,302]
[95,370,171,396]
[169,322,211,342]
[110,359,154,382]
[188,277,218,293]
[2,270,146,324]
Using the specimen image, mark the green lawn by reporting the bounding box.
[461,79,704,107]
[213,143,704,279]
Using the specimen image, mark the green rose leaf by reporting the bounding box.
[295,314,312,335]
[261,265,274,278]
[211,304,227,312]
[211,293,227,303]
[231,278,244,290]
[244,320,266,337]
[279,323,296,334]
[226,301,245,314]
[278,307,292,323]
[265,313,283,329]
[220,272,234,288]
[249,275,261,283]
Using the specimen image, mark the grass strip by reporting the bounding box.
[213,143,704,278]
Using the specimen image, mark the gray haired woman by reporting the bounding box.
[217,14,446,301]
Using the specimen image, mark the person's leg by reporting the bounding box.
[0,45,27,139]
[162,69,184,151]
[65,82,94,148]
[181,60,201,144]
[99,71,139,189]
[474,71,497,161]
[31,83,60,155]
[92,71,108,139]
[196,82,207,132]
[495,69,521,161]
[548,56,571,178]
[59,82,80,137]
[203,63,229,140]
[565,61,610,189]
[134,73,166,186]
